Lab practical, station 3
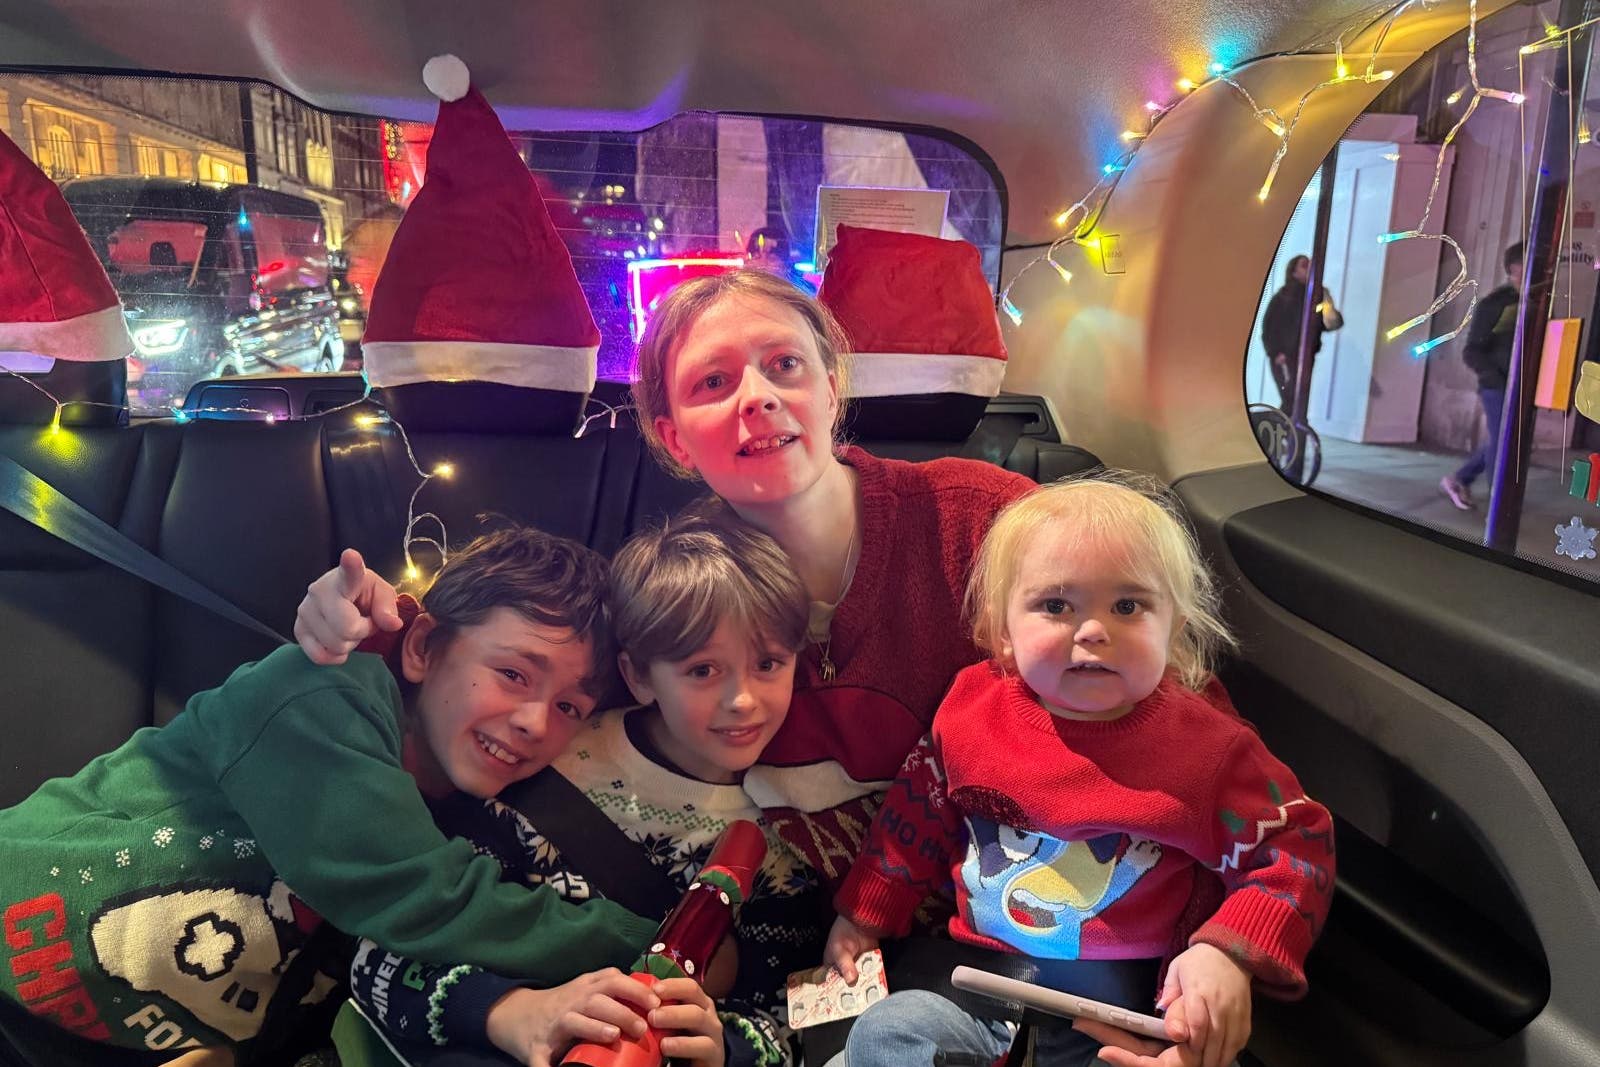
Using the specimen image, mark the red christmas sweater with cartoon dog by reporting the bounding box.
[836,663,1336,997]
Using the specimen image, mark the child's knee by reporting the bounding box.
[844,989,964,1052]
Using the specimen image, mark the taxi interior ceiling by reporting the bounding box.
[0,0,1401,238]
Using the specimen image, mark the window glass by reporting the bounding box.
[1250,0,1600,585]
[0,72,1001,416]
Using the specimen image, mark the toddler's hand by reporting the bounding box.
[1155,943,1252,1067]
[824,913,880,984]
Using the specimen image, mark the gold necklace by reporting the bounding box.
[816,520,862,682]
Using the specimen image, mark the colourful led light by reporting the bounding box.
[1001,295,1023,326]
[432,462,454,479]
[1050,260,1073,284]
[1386,313,1429,341]
[1412,335,1450,357]
[1177,77,1197,92]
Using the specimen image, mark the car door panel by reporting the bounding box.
[1177,463,1600,1067]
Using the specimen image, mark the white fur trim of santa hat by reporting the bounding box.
[847,351,1007,399]
[362,339,598,393]
[0,305,132,364]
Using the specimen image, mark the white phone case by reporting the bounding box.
[949,965,1172,1042]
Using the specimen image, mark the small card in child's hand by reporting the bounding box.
[785,949,889,1029]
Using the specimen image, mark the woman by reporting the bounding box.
[1260,254,1342,414]
[295,268,1032,887]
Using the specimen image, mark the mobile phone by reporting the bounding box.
[949,965,1172,1042]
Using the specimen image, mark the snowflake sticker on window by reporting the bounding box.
[1555,516,1597,561]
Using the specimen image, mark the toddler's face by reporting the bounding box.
[999,529,1176,720]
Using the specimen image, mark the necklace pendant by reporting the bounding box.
[820,654,836,682]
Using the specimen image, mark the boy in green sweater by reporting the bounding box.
[0,529,661,1067]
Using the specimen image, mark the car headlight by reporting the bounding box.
[131,320,189,355]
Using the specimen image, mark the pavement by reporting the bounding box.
[1307,436,1600,583]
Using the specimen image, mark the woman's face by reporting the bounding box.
[654,293,840,507]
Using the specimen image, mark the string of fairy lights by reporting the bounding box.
[1001,0,1532,364]
[2,356,638,586]
[0,362,454,586]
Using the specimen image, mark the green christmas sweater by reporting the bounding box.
[0,647,656,1059]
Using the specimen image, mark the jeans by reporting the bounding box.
[1456,387,1506,487]
[835,988,1104,1067]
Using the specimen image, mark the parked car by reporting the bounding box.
[60,178,344,411]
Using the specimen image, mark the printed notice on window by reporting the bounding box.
[814,186,950,273]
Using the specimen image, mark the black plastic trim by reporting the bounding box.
[1223,493,1600,879]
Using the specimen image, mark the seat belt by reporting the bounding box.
[959,411,1030,468]
[0,452,290,645]
[498,765,681,922]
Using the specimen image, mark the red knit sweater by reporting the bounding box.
[835,663,1336,998]
[741,446,1033,887]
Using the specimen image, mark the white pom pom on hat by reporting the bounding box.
[422,54,470,102]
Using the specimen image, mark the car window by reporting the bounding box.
[0,71,1002,415]
[1249,0,1600,586]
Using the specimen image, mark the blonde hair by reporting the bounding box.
[630,268,853,479]
[608,512,809,666]
[966,471,1235,691]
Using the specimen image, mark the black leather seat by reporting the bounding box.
[0,375,1099,806]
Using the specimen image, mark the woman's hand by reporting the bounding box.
[485,968,660,1067]
[650,977,725,1067]
[823,913,881,984]
[294,548,404,664]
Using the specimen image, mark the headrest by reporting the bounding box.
[819,225,1006,440]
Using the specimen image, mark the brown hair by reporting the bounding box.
[630,268,853,478]
[608,512,809,666]
[420,526,616,696]
[965,471,1235,691]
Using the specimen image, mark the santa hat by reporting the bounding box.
[818,225,1006,399]
[362,55,599,394]
[0,128,132,362]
